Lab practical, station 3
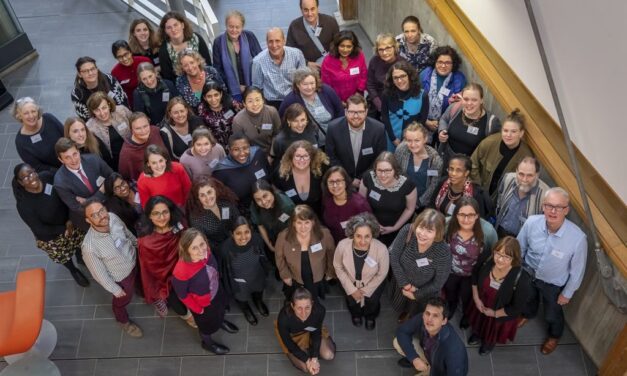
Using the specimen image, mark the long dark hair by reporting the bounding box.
[321,165,353,199]
[201,80,233,110]
[251,179,282,217]
[139,195,184,236]
[445,196,484,248]
[186,176,238,216]
[74,56,111,93]
[384,60,421,98]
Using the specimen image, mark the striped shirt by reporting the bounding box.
[82,212,137,295]
[251,46,306,101]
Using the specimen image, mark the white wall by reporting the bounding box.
[455,0,627,202]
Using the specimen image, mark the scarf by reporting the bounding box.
[427,69,452,120]
[221,32,253,98]
[434,178,474,210]
[138,228,183,303]
[137,79,169,119]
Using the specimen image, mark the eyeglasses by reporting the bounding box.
[150,210,170,218]
[113,181,128,192]
[115,51,132,60]
[377,45,394,54]
[79,67,98,74]
[436,61,453,66]
[493,252,513,261]
[456,213,478,220]
[19,171,37,181]
[346,110,366,116]
[89,207,108,220]
[543,203,568,212]
[293,154,310,161]
[327,179,345,187]
[376,169,394,175]
[392,73,408,81]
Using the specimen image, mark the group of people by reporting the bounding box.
[10,0,589,374]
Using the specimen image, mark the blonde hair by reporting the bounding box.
[174,49,206,76]
[279,140,329,179]
[374,33,399,56]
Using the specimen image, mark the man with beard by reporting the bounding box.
[494,156,549,237]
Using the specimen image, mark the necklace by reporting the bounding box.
[490,268,509,282]
[447,188,463,202]
[352,248,368,258]
[190,71,205,85]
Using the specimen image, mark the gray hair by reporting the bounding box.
[11,97,42,121]
[291,67,321,92]
[544,187,569,203]
[344,212,380,239]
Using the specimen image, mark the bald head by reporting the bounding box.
[266,27,284,42]
[266,27,286,59]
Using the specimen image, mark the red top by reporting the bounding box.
[111,56,151,108]
[320,51,368,102]
[137,161,192,208]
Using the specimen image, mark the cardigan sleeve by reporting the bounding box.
[388,225,411,287]
[274,231,291,280]
[357,53,368,93]
[416,244,451,297]
[503,270,532,318]
[361,240,389,297]
[333,240,357,296]
[159,43,175,81]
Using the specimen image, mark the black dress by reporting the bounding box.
[15,113,64,172]
[189,200,240,251]
[219,233,267,301]
[272,169,325,216]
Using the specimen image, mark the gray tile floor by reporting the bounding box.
[0,0,597,375]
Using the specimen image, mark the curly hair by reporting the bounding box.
[174,49,206,76]
[428,45,462,72]
[291,67,321,93]
[384,60,421,98]
[278,140,329,179]
[186,176,239,215]
[344,212,380,239]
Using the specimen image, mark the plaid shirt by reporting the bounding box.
[251,46,306,101]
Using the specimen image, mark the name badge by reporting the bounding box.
[368,190,381,201]
[234,278,247,283]
[439,87,451,97]
[446,203,456,216]
[362,147,373,155]
[221,207,230,219]
[340,221,348,229]
[279,213,290,222]
[223,110,234,120]
[551,249,564,259]
[30,134,42,143]
[254,169,266,179]
[489,279,502,290]
[181,134,192,144]
[153,57,160,65]
[96,176,105,187]
[162,92,170,102]
[466,126,479,135]
[134,192,141,204]
[44,184,53,196]
[177,222,184,230]
[261,123,273,131]
[304,326,317,332]
[365,256,377,268]
[114,238,123,249]
[416,258,430,267]
[314,26,322,37]
[120,79,130,85]
[107,91,115,98]
[427,169,439,177]
[117,123,129,131]
[209,159,219,168]
[349,67,360,76]
[313,144,318,148]
[310,243,323,253]
[285,189,297,197]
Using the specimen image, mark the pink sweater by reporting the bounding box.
[320,52,368,102]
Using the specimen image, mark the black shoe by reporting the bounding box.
[365,319,376,331]
[351,316,363,327]
[459,317,469,330]
[479,343,495,356]
[253,298,269,317]
[70,268,89,287]
[397,357,412,368]
[467,334,480,346]
[202,341,230,355]
[243,308,258,326]
[221,319,239,334]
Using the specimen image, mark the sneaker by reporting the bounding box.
[121,321,143,338]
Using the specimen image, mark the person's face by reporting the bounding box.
[375,161,395,185]
[93,100,112,122]
[297,75,317,97]
[288,112,308,134]
[58,146,81,170]
[402,21,421,44]
[131,117,151,143]
[180,55,201,77]
[112,178,131,199]
[233,224,252,246]
[338,39,354,58]
[326,171,346,198]
[493,246,514,270]
[204,89,223,109]
[456,205,478,232]
[376,40,396,62]
[115,47,133,67]
[197,185,217,209]
[78,62,99,85]
[230,139,251,164]
[18,103,39,128]
[149,202,171,229]
[447,159,469,186]
[435,54,454,76]
[291,298,313,321]
[415,224,436,248]
[462,89,483,115]
[501,121,525,148]
[139,70,158,89]
[68,121,87,146]
[352,225,372,251]
[169,103,188,125]
[515,162,539,193]
[294,218,313,237]
[301,0,319,25]
[192,136,212,156]
[391,68,410,91]
[266,30,285,59]
[148,153,167,177]
[17,165,41,191]
[85,203,110,229]
[542,192,569,229]
[133,22,151,44]
[244,91,264,114]
[345,102,367,129]
[165,18,184,41]
[253,189,275,209]
[187,234,208,263]
[292,147,311,170]
[404,130,426,155]
[226,16,243,40]
[422,304,447,336]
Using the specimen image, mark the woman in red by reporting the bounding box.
[466,236,532,355]
[137,144,191,208]
[111,40,151,108]
[138,195,196,327]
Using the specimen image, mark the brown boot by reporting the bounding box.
[541,337,559,355]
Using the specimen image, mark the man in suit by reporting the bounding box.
[325,94,386,188]
[54,137,113,231]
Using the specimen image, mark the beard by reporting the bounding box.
[518,180,536,194]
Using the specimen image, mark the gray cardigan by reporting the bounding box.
[394,143,443,207]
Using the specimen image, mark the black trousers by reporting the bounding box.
[443,273,472,319]
[522,278,565,338]
[345,282,385,320]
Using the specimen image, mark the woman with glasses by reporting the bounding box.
[12,163,89,287]
[381,60,429,151]
[64,117,113,169]
[174,50,224,114]
[111,40,152,108]
[321,166,372,243]
[358,152,416,246]
[250,179,295,254]
[232,87,281,155]
[104,172,142,235]
[443,197,497,326]
[321,30,368,105]
[367,33,405,119]
[420,46,466,136]
[273,140,329,216]
[133,62,179,126]
[270,103,318,168]
[137,144,191,209]
[466,236,531,355]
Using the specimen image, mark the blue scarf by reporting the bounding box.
[220,32,253,99]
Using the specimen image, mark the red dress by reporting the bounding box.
[466,275,518,345]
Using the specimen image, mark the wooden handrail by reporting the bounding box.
[426,0,627,277]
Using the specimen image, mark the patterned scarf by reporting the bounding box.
[434,178,474,210]
[427,69,452,120]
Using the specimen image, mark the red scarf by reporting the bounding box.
[434,179,474,210]
[138,229,183,303]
